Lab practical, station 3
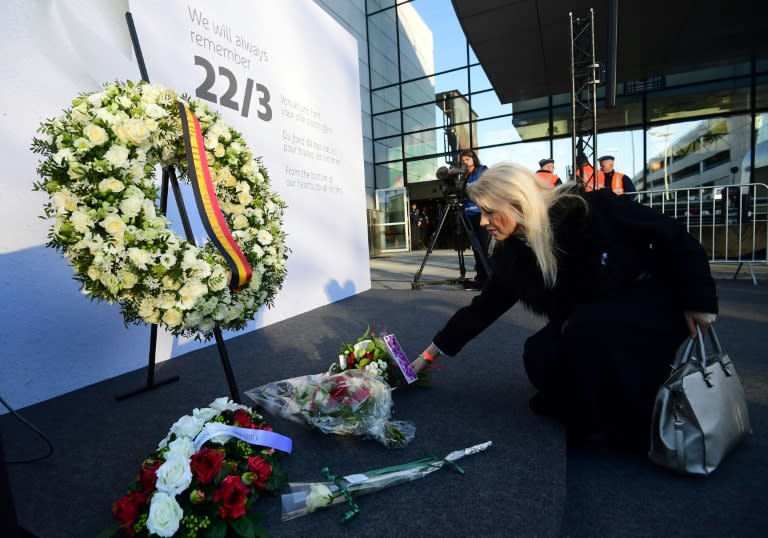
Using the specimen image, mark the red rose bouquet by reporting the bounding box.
[108,397,291,538]
[245,369,415,448]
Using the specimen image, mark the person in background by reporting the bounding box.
[535,158,561,187]
[409,162,718,448]
[591,155,637,196]
[459,149,491,289]
[410,202,424,250]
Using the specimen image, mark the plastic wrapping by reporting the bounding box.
[245,369,415,448]
[280,441,493,522]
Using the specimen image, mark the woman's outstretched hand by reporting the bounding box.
[684,311,717,337]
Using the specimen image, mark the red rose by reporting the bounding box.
[233,409,254,428]
[113,491,144,530]
[247,456,272,490]
[191,447,225,484]
[138,460,162,495]
[213,475,250,519]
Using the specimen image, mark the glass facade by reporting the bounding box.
[365,0,768,203]
[315,0,767,253]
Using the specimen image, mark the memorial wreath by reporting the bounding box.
[32,80,287,340]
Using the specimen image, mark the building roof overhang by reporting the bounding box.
[451,0,768,104]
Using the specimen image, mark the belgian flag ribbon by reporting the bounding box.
[178,102,252,291]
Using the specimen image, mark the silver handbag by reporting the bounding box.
[649,326,751,475]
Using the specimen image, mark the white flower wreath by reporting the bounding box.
[32,80,287,340]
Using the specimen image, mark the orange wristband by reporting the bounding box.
[421,350,437,363]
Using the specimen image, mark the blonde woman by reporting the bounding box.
[411,162,718,448]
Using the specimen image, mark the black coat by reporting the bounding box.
[433,189,719,440]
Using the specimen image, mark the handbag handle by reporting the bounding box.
[673,325,723,369]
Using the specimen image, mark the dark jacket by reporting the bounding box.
[434,189,718,355]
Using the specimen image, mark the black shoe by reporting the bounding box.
[462,280,483,290]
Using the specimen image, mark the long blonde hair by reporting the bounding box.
[466,162,582,287]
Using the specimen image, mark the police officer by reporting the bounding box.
[596,155,637,196]
[535,158,561,187]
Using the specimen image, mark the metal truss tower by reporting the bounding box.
[570,9,600,187]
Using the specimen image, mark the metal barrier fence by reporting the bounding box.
[636,183,768,284]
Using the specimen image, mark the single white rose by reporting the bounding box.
[83,123,109,145]
[143,103,167,119]
[237,192,253,206]
[147,492,183,538]
[119,118,152,146]
[192,406,219,423]
[170,414,204,439]
[305,483,335,512]
[104,145,130,169]
[70,211,94,233]
[162,308,183,327]
[99,272,120,294]
[257,230,273,245]
[157,293,177,309]
[51,189,77,214]
[233,214,249,229]
[161,274,181,291]
[213,143,225,158]
[178,280,208,309]
[165,436,194,461]
[119,196,143,218]
[98,177,125,193]
[87,265,101,281]
[100,214,127,237]
[118,270,139,289]
[209,396,240,412]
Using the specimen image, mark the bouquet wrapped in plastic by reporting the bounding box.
[281,441,492,523]
[245,369,415,448]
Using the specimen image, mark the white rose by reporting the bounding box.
[162,308,183,327]
[119,118,152,146]
[104,145,130,169]
[87,265,101,280]
[83,123,109,146]
[178,280,208,309]
[213,143,225,158]
[237,192,253,206]
[73,137,91,152]
[99,272,120,294]
[147,492,183,538]
[99,213,126,237]
[100,214,126,237]
[170,414,204,438]
[98,177,125,193]
[305,483,335,512]
[233,214,249,230]
[161,275,181,290]
[119,196,143,218]
[158,293,177,309]
[144,103,167,119]
[51,189,77,214]
[257,230,273,245]
[118,270,139,289]
[166,436,194,461]
[70,211,94,233]
[192,406,219,423]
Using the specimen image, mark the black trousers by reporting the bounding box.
[466,213,491,282]
[522,283,688,445]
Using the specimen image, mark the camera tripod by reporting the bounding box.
[411,197,491,289]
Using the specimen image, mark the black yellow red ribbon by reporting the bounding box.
[178,102,252,291]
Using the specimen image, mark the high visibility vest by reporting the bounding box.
[580,167,625,195]
[535,170,560,188]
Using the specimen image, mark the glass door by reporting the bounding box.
[375,187,409,252]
